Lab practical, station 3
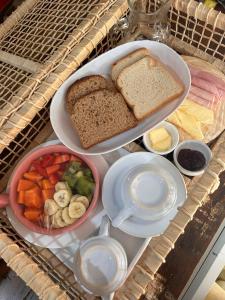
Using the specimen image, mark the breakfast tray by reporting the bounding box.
[0,0,225,299]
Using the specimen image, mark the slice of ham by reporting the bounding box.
[190,86,219,105]
[188,92,214,107]
[191,76,220,97]
[189,65,225,92]
[218,88,225,100]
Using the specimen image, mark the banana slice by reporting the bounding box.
[44,199,60,216]
[68,202,86,219]
[62,207,77,225]
[52,210,67,228]
[70,194,80,201]
[70,195,89,209]
[53,190,71,208]
[51,214,59,228]
[55,181,70,192]
[43,215,51,229]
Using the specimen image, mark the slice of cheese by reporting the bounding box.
[180,99,214,125]
[149,127,170,145]
[176,110,204,140]
[154,136,172,151]
[168,111,204,140]
[167,111,181,127]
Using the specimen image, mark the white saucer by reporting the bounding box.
[6,141,109,248]
[102,152,187,238]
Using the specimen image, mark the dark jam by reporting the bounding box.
[177,148,206,171]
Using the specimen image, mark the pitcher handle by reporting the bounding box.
[0,193,9,208]
[99,215,110,237]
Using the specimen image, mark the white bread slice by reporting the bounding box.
[117,56,185,120]
[111,48,151,82]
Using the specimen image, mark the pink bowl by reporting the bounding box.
[0,145,100,235]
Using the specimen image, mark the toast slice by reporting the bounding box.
[111,48,151,82]
[71,89,137,149]
[117,56,185,120]
[66,75,108,112]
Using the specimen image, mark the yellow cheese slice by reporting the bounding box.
[149,127,170,145]
[168,111,204,140]
[167,111,181,127]
[153,136,172,151]
[180,99,214,125]
[176,110,204,140]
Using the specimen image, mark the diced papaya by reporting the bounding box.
[17,179,36,191]
[24,208,42,222]
[37,180,43,188]
[53,154,70,165]
[24,171,43,182]
[17,191,25,205]
[49,173,59,185]
[24,186,43,209]
[42,189,54,201]
[46,165,60,176]
[42,179,54,189]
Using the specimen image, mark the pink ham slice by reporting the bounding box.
[218,88,225,100]
[190,86,219,105]
[189,65,225,92]
[188,92,214,107]
[191,76,220,97]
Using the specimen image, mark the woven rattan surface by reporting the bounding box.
[0,0,109,63]
[0,0,225,299]
[0,0,224,187]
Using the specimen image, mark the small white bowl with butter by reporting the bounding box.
[143,121,179,155]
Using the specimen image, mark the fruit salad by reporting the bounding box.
[16,153,95,229]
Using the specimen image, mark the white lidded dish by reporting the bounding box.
[173,140,212,176]
[143,121,179,155]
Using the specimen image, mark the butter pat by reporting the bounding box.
[149,127,172,152]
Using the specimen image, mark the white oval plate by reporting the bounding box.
[102,152,187,238]
[50,40,191,155]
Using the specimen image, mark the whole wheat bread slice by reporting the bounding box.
[111,48,151,82]
[71,89,137,149]
[66,75,108,112]
[117,56,185,120]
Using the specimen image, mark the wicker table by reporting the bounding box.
[0,0,225,299]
